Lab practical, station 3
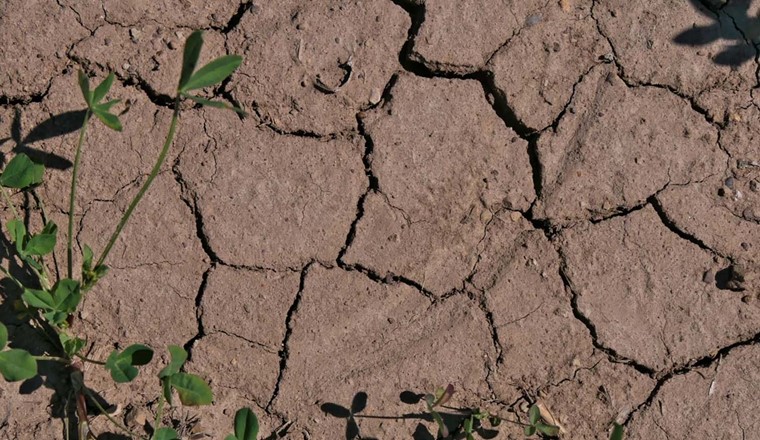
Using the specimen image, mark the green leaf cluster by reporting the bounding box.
[22,279,81,326]
[524,404,560,437]
[159,345,213,406]
[105,344,154,383]
[7,219,58,272]
[79,71,122,131]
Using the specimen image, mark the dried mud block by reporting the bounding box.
[175,111,365,269]
[226,0,409,134]
[596,0,756,124]
[410,0,546,73]
[0,1,89,99]
[560,206,760,372]
[470,213,597,402]
[488,0,610,130]
[72,26,227,98]
[657,175,760,292]
[274,266,495,438]
[344,75,533,295]
[201,266,301,350]
[534,66,724,226]
[628,345,760,439]
[101,0,241,28]
[74,174,205,346]
[538,360,655,439]
[188,333,280,406]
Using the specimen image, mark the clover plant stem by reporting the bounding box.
[96,97,181,268]
[153,392,165,439]
[67,110,91,280]
[33,355,70,363]
[83,387,147,440]
[0,186,20,222]
[74,353,105,365]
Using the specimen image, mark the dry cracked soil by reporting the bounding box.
[1,0,760,439]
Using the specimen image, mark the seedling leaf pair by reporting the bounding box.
[0,153,44,188]
[78,71,122,131]
[159,345,213,406]
[425,384,454,438]
[177,30,245,114]
[105,344,153,383]
[524,404,560,437]
[225,407,259,440]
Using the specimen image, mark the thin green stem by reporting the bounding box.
[74,353,105,365]
[33,355,70,363]
[0,186,20,222]
[68,110,91,280]
[83,388,146,440]
[96,97,181,268]
[152,391,165,439]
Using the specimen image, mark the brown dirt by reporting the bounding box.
[1,0,759,439]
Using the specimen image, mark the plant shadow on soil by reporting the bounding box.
[673,0,759,66]
[0,109,127,439]
[320,391,500,440]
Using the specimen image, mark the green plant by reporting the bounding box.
[425,384,455,438]
[0,30,257,439]
[523,404,560,437]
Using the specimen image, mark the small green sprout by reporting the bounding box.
[524,404,560,437]
[425,384,455,438]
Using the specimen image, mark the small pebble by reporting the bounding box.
[741,242,751,250]
[369,88,382,105]
[526,14,542,26]
[510,211,522,222]
[129,28,141,42]
[750,180,759,192]
[703,269,715,283]
[725,177,735,189]
[743,207,760,222]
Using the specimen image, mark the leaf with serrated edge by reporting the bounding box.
[180,55,242,92]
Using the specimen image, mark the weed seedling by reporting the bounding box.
[0,30,260,439]
[524,404,560,437]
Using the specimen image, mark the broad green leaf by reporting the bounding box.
[463,416,473,433]
[94,99,120,112]
[178,30,203,92]
[105,344,154,383]
[524,425,536,436]
[0,153,44,189]
[529,404,540,425]
[183,94,246,114]
[92,72,114,104]
[170,372,213,406]
[158,345,187,379]
[180,55,242,92]
[0,348,37,381]
[233,407,259,440]
[7,219,26,256]
[59,333,86,357]
[536,422,559,436]
[25,222,57,256]
[78,70,92,106]
[93,109,122,131]
[162,377,173,405]
[22,288,55,310]
[610,423,624,440]
[153,427,179,440]
[0,322,7,350]
[51,279,81,314]
[82,245,93,271]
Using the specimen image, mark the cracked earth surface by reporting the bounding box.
[1,0,760,439]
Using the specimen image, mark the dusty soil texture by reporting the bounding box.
[1,0,760,439]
